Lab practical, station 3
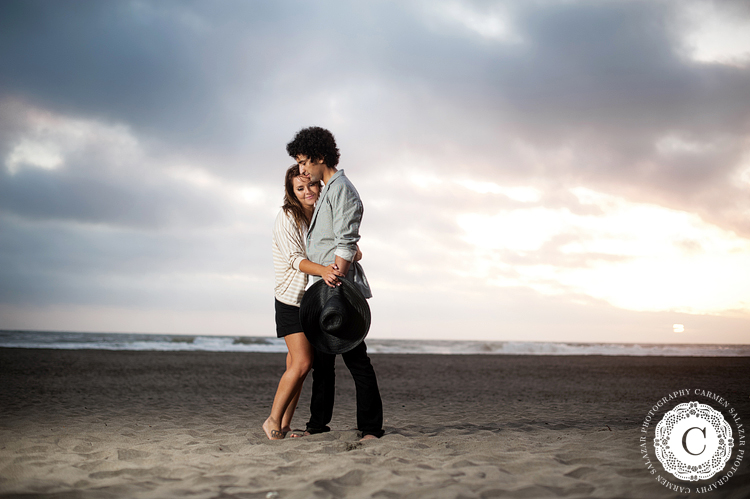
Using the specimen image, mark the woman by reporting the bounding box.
[263,165,348,440]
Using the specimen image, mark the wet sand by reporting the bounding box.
[1,348,748,498]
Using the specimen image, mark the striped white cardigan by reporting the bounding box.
[272,209,308,307]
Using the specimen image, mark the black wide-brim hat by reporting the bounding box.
[300,277,371,354]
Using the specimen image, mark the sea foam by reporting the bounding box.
[1,330,748,356]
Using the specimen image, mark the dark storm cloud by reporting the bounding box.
[0,0,307,173]
[343,0,750,235]
[4,0,749,150]
[491,2,750,200]
[1,2,212,137]
[0,213,270,309]
[0,167,232,229]
[3,0,748,220]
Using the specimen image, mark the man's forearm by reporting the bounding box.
[335,255,352,276]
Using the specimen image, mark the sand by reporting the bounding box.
[1,348,748,498]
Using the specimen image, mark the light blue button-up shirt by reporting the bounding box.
[306,170,372,298]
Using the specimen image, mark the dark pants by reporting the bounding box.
[306,341,384,438]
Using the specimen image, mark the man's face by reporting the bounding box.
[296,154,326,182]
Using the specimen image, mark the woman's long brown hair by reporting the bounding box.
[282,164,319,230]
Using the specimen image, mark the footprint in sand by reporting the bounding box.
[313,469,365,496]
[117,449,150,461]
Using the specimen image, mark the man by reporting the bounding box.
[286,126,384,440]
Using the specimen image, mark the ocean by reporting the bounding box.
[0,330,748,356]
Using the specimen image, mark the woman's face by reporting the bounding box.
[292,174,320,209]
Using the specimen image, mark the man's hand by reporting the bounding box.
[321,263,345,287]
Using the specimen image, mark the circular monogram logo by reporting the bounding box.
[653,401,734,481]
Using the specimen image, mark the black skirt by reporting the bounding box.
[274,298,303,338]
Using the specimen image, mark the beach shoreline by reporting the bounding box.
[1,348,748,498]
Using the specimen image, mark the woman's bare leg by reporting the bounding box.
[281,378,305,432]
[280,352,306,433]
[263,332,313,440]
[279,352,294,434]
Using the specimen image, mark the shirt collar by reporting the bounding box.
[321,169,344,197]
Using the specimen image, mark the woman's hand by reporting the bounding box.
[298,259,347,287]
[354,245,363,262]
[321,263,345,287]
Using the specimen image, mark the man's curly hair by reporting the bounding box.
[286,127,340,168]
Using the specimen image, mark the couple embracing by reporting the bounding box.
[264,126,384,441]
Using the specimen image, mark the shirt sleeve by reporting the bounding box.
[328,182,362,262]
[274,212,306,271]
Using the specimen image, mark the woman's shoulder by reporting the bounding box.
[274,208,306,236]
[274,208,295,226]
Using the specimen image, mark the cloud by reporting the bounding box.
[0,98,279,229]
[0,98,275,316]
[678,0,750,66]
[457,187,750,313]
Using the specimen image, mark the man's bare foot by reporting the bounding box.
[262,417,284,440]
[288,430,310,438]
[360,434,378,441]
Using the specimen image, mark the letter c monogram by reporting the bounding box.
[682,427,707,456]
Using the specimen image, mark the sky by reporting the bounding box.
[1,0,749,344]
